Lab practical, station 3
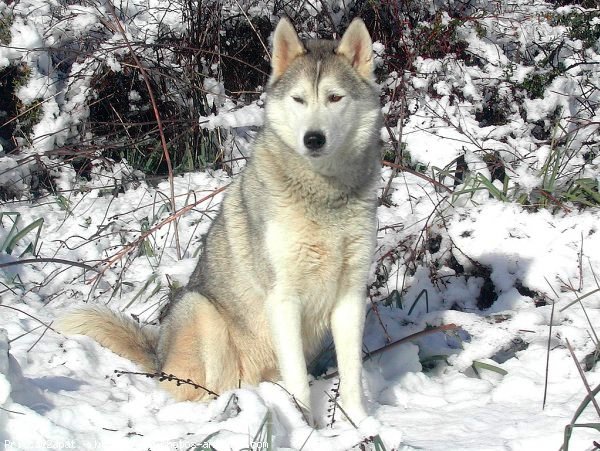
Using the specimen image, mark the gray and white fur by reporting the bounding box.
[58,17,382,425]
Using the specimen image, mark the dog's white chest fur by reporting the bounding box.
[264,198,373,356]
[267,215,339,293]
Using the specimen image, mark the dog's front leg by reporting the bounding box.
[331,290,368,422]
[266,291,312,421]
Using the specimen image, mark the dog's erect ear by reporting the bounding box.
[271,18,305,82]
[336,18,374,80]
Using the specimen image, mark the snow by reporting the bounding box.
[1,0,600,450]
[1,163,598,450]
[200,103,265,130]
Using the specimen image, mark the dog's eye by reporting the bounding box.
[292,96,305,104]
[328,94,344,103]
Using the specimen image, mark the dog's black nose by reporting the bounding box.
[304,131,326,151]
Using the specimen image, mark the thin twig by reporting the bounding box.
[534,188,572,213]
[382,160,453,193]
[0,406,25,415]
[543,294,556,410]
[324,323,458,379]
[90,185,228,282]
[298,427,316,451]
[382,92,405,201]
[0,258,98,273]
[8,324,43,344]
[114,370,219,397]
[317,0,338,37]
[106,1,182,260]
[578,301,599,346]
[565,338,600,419]
[324,390,357,429]
[0,305,60,335]
[27,321,52,353]
[364,323,458,361]
[559,288,600,312]
[0,90,65,129]
[233,0,270,60]
[267,381,312,426]
[544,277,563,410]
[369,295,392,343]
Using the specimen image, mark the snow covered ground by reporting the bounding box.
[1,0,600,449]
[1,164,599,450]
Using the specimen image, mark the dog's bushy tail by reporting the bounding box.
[56,306,159,372]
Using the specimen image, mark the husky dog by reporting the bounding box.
[58,17,382,424]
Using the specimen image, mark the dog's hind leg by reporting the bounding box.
[157,292,240,401]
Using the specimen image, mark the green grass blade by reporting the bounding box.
[472,361,508,376]
[575,179,600,204]
[476,174,508,201]
[408,289,428,316]
[568,384,600,427]
[243,410,272,450]
[193,430,220,450]
[384,289,402,309]
[372,434,388,451]
[0,212,20,253]
[123,273,159,309]
[5,218,44,255]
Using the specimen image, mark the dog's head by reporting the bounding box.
[264,18,381,176]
